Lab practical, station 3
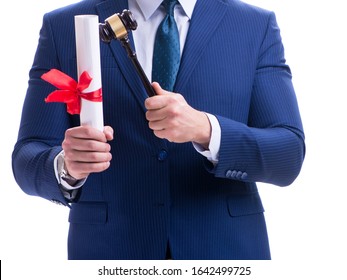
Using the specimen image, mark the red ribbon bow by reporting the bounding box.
[41,69,102,115]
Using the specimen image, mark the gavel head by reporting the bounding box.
[99,9,137,43]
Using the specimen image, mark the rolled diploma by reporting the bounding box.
[75,15,104,131]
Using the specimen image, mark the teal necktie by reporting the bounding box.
[152,0,180,92]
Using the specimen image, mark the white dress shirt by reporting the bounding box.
[129,0,221,163]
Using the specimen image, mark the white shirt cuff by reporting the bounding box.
[193,113,221,164]
[54,150,86,190]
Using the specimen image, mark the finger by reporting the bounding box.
[152,82,165,95]
[63,138,111,153]
[148,119,166,131]
[152,128,179,142]
[65,125,108,142]
[65,149,112,163]
[145,83,175,110]
[67,161,111,178]
[152,82,175,96]
[145,95,166,111]
[103,126,114,141]
[145,106,167,122]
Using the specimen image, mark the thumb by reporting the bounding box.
[152,82,173,95]
[103,126,114,141]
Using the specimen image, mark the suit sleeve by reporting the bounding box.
[12,13,75,206]
[211,12,305,187]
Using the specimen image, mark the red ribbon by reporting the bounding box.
[41,69,102,115]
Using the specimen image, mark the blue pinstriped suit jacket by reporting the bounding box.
[12,0,305,260]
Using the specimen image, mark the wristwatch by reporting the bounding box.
[57,152,78,186]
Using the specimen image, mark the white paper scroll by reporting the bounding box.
[75,15,104,131]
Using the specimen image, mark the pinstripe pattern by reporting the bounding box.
[12,0,305,260]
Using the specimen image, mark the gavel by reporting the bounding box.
[99,10,156,97]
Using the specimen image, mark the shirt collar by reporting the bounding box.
[133,0,196,20]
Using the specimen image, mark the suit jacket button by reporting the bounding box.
[158,149,168,161]
[236,171,243,179]
[241,172,248,180]
[51,199,63,206]
[226,170,233,178]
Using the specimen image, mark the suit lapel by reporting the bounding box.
[96,0,148,111]
[175,0,228,93]
[95,0,228,106]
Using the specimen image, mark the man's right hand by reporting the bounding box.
[62,125,114,180]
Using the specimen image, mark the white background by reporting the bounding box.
[1,0,346,279]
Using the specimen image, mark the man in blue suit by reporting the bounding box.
[12,0,305,260]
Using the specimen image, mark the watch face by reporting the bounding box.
[60,169,68,178]
[57,152,65,170]
[56,151,79,188]
[57,152,75,180]
[61,164,76,181]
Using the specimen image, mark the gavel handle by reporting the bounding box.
[120,38,156,97]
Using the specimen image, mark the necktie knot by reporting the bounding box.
[163,0,178,16]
